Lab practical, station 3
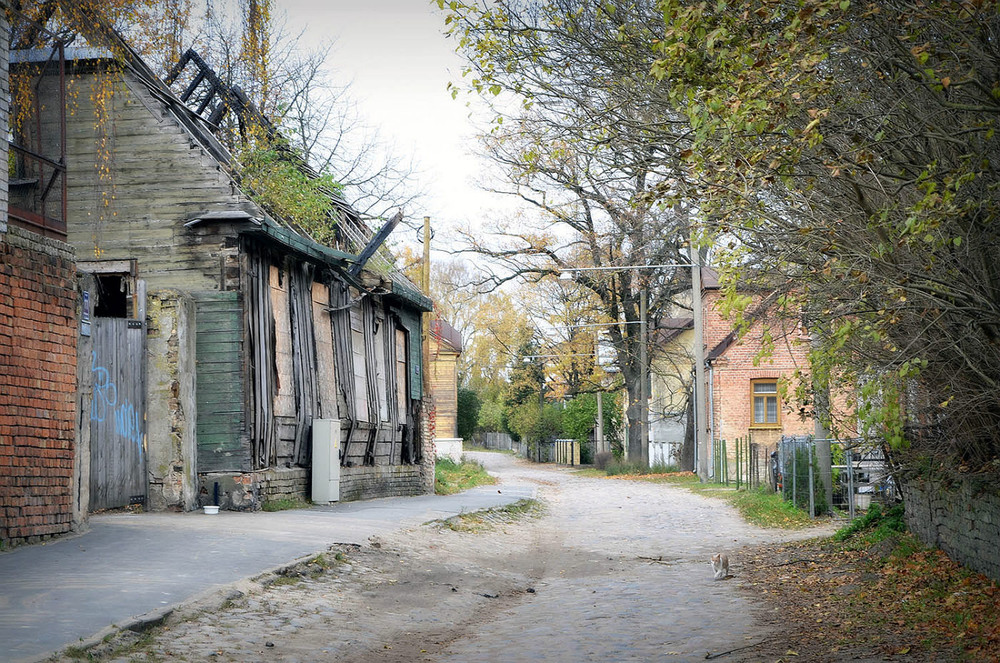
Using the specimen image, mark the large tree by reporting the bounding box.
[649,1,1000,472]
[440,0,696,464]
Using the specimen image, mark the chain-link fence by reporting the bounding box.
[774,436,897,518]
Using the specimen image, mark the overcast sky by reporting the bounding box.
[279,0,503,252]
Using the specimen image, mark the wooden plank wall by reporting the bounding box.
[42,66,255,292]
[88,317,146,510]
[243,242,276,470]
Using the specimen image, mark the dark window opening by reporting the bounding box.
[94,274,130,318]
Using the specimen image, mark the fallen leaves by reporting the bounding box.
[733,533,1000,662]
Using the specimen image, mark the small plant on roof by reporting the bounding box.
[234,135,344,246]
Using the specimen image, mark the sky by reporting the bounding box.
[278,0,504,254]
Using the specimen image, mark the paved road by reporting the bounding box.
[0,480,536,663]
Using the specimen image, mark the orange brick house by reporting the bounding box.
[700,275,814,470]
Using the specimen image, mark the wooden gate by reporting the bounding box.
[89,317,146,510]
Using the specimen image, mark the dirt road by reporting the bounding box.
[64,452,832,663]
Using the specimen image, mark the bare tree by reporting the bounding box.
[441,0,696,464]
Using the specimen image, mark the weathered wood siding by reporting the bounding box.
[311,282,339,420]
[269,264,297,461]
[88,317,146,510]
[32,63,254,292]
[429,344,459,439]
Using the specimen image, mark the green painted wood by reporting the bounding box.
[195,291,248,473]
[397,308,422,400]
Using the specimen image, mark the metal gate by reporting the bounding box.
[88,317,146,510]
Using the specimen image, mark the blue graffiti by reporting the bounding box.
[90,352,117,422]
[91,351,144,454]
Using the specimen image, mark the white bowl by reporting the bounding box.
[203,505,220,515]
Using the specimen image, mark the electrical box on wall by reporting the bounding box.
[311,419,341,503]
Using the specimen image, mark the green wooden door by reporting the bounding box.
[195,292,248,472]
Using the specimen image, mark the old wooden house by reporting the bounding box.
[16,29,433,513]
[428,317,463,460]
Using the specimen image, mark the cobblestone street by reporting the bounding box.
[53,453,832,663]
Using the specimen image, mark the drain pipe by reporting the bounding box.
[707,363,715,479]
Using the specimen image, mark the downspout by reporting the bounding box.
[708,362,715,479]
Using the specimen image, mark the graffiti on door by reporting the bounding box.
[91,351,144,453]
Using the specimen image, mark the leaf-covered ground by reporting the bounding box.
[731,534,1000,662]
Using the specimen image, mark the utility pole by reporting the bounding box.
[640,288,649,467]
[692,233,709,482]
[422,217,433,450]
[595,339,605,455]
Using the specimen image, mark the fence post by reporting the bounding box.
[724,439,729,485]
[736,437,742,491]
[808,439,816,518]
[847,448,855,520]
[791,440,798,509]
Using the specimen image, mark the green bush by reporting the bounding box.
[833,502,907,543]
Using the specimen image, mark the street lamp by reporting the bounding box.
[557,262,703,472]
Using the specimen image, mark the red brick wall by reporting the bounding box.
[703,289,813,452]
[0,226,78,547]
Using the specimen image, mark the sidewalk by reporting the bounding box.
[0,483,535,663]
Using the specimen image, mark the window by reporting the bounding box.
[395,328,408,420]
[751,380,780,426]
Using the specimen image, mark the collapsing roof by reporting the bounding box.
[17,6,429,310]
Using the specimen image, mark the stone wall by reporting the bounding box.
[902,476,1000,581]
[259,468,309,505]
[0,226,78,547]
[145,291,198,511]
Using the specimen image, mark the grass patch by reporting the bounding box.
[434,498,545,532]
[725,486,815,528]
[832,501,907,546]
[261,497,311,512]
[604,460,681,476]
[434,457,498,495]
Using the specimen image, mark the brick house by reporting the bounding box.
[13,18,434,515]
[0,13,80,547]
[700,274,813,473]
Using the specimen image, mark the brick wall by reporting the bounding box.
[1,11,9,233]
[902,476,1000,581]
[0,225,78,547]
[703,289,813,470]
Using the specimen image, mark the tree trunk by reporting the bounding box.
[625,377,643,464]
[679,391,695,472]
